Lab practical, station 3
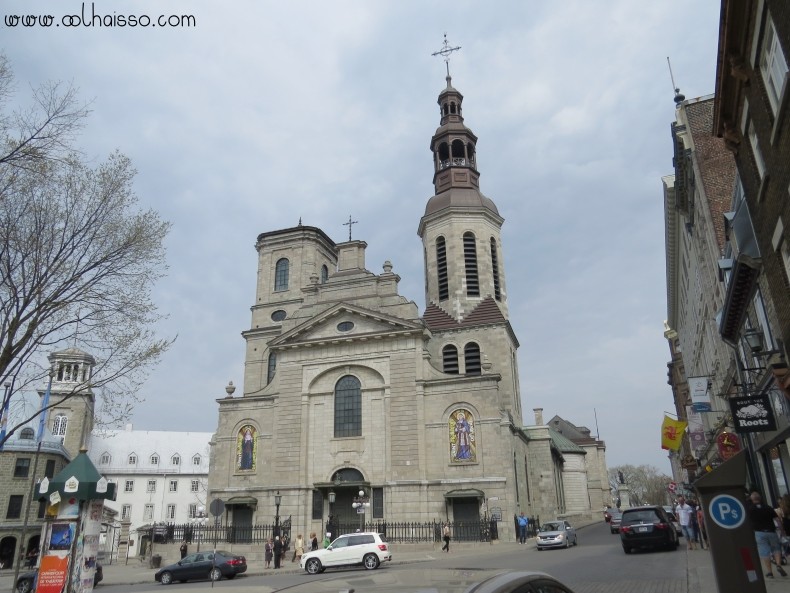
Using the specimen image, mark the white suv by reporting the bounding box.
[300,532,391,574]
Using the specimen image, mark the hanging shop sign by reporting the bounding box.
[716,432,742,460]
[688,377,712,412]
[729,393,777,433]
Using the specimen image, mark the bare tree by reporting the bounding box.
[608,464,673,506]
[0,57,172,447]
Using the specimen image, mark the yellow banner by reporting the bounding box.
[661,415,687,451]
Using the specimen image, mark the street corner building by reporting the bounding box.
[206,75,607,541]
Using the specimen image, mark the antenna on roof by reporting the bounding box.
[667,57,685,106]
[594,407,600,440]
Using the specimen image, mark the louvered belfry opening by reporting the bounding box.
[442,345,459,374]
[464,342,481,375]
[463,232,479,296]
[490,237,501,301]
[436,237,449,300]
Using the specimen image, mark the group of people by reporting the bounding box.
[673,495,708,551]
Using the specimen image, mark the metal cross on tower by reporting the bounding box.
[343,215,358,241]
[431,33,461,77]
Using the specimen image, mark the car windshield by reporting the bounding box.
[541,522,563,531]
[622,510,660,524]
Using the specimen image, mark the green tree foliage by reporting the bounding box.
[609,464,673,506]
[0,55,172,446]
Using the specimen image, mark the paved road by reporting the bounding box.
[90,522,688,592]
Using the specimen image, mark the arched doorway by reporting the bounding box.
[327,468,369,532]
[0,536,17,569]
[24,535,40,567]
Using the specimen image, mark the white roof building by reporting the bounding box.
[88,425,213,557]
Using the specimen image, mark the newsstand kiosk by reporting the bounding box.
[695,451,765,593]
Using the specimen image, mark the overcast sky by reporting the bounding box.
[4,1,722,473]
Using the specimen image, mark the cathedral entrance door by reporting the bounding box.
[452,498,481,541]
[233,507,253,543]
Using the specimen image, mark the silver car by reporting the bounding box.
[536,520,578,550]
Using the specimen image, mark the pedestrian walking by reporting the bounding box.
[517,512,528,544]
[441,523,451,552]
[310,532,319,551]
[264,538,273,569]
[273,536,283,569]
[675,495,697,550]
[747,490,787,578]
[293,534,304,563]
[281,534,289,565]
[179,540,188,559]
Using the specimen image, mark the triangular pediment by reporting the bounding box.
[269,303,423,348]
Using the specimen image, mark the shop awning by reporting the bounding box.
[226,496,258,506]
[444,489,484,499]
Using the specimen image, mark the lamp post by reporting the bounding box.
[352,489,369,531]
[191,505,208,552]
[274,491,282,537]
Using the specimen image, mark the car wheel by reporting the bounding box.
[17,578,33,593]
[564,538,570,549]
[210,568,222,581]
[179,581,187,583]
[305,558,322,575]
[159,571,173,585]
[363,553,380,570]
[574,535,579,546]
[623,545,631,554]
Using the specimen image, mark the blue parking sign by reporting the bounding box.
[708,494,746,529]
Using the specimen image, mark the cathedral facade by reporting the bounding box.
[207,76,573,539]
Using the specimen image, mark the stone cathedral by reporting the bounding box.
[207,75,591,540]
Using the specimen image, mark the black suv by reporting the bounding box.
[619,505,679,554]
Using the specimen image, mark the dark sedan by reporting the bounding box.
[620,505,679,553]
[154,550,247,585]
[16,563,103,593]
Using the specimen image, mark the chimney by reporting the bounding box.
[533,408,544,426]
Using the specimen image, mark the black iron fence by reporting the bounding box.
[139,515,540,546]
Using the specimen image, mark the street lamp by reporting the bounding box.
[352,489,370,531]
[191,506,208,552]
[274,491,282,537]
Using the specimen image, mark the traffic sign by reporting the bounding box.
[708,494,746,529]
[668,481,677,492]
[209,498,225,517]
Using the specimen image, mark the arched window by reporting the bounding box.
[321,265,329,284]
[20,428,34,440]
[463,232,479,296]
[490,237,501,301]
[438,142,450,162]
[52,414,68,437]
[451,139,465,160]
[334,375,362,438]
[467,143,476,167]
[436,237,448,300]
[274,258,289,291]
[267,352,277,385]
[442,345,459,374]
[464,342,481,376]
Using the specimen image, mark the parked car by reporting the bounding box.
[16,563,103,593]
[536,520,578,550]
[154,550,246,584]
[663,506,683,537]
[620,505,679,553]
[463,570,578,592]
[300,532,391,574]
[609,509,623,533]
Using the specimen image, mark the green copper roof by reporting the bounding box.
[549,429,586,454]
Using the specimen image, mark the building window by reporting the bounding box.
[150,454,159,465]
[334,375,362,438]
[436,237,448,300]
[7,495,23,519]
[442,345,459,374]
[490,237,501,301]
[748,120,766,179]
[147,480,156,493]
[192,455,201,466]
[52,414,67,437]
[44,460,56,479]
[169,480,178,493]
[321,264,329,284]
[14,458,31,478]
[312,490,323,520]
[100,453,111,465]
[37,500,46,519]
[274,258,289,291]
[188,504,197,519]
[171,455,180,466]
[121,504,131,520]
[20,428,34,440]
[337,321,354,332]
[128,454,137,465]
[166,504,176,520]
[760,14,788,115]
[271,309,286,322]
[372,487,384,519]
[463,232,479,296]
[267,352,276,385]
[464,342,481,375]
[191,480,199,493]
[124,480,134,492]
[143,504,154,521]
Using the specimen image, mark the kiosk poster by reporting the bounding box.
[49,522,76,551]
[37,555,69,593]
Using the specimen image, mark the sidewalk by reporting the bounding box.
[686,545,788,593]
